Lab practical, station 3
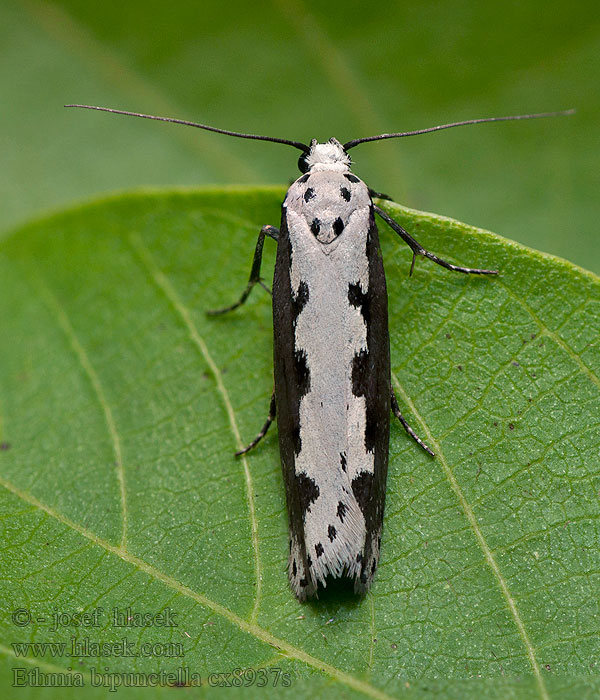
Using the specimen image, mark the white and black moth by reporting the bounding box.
[67,104,573,600]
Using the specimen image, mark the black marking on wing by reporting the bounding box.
[351,471,374,518]
[348,282,370,326]
[315,542,324,558]
[337,501,348,523]
[310,218,321,237]
[340,451,347,473]
[293,349,310,397]
[304,187,315,202]
[352,206,391,596]
[365,410,377,453]
[352,348,370,398]
[292,424,301,456]
[298,173,310,184]
[328,525,337,541]
[292,281,309,328]
[297,473,320,520]
[340,186,351,201]
[273,213,318,599]
[290,280,310,455]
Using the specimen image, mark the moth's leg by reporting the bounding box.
[207,225,279,315]
[374,205,498,276]
[391,389,435,457]
[236,390,276,456]
[368,187,393,201]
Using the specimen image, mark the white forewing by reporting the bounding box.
[284,170,375,589]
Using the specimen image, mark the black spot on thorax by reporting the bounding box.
[340,186,351,201]
[344,173,360,183]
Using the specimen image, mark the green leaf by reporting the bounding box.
[0,189,599,699]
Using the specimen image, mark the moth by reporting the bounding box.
[67,104,573,600]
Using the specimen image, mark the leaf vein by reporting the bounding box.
[0,476,397,700]
[497,279,600,391]
[127,232,263,623]
[31,272,128,548]
[391,374,550,700]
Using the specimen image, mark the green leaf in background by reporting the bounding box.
[1,0,598,270]
[0,189,598,698]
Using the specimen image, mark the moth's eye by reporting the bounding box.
[298,153,310,174]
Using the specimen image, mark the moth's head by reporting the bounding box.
[298,138,351,174]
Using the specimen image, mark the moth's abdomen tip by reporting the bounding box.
[353,578,372,597]
[292,581,318,602]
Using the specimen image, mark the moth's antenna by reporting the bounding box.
[343,109,575,150]
[65,104,310,153]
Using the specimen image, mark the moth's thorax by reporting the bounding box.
[284,167,371,248]
[305,138,351,172]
